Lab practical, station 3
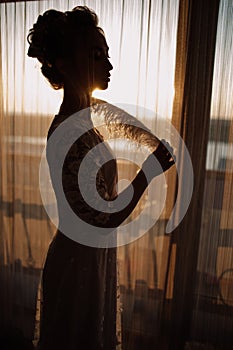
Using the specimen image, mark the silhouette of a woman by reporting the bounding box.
[28,6,174,350]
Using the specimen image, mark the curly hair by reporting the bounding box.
[27,6,103,89]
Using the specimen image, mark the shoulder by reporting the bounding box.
[47,114,67,140]
[91,97,107,104]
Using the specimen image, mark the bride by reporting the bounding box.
[28,5,174,350]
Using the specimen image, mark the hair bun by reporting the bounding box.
[27,6,101,90]
[27,10,67,63]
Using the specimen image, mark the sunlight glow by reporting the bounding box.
[1,0,178,120]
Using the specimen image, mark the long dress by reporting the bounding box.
[36,102,160,350]
[37,111,119,350]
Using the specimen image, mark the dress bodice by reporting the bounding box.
[47,114,118,228]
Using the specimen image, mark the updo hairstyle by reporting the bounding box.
[27,6,103,89]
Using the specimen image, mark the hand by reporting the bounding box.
[153,139,175,172]
[142,139,175,181]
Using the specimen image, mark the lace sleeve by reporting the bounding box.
[91,100,160,151]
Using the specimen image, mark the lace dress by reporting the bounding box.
[35,102,160,350]
[36,112,120,350]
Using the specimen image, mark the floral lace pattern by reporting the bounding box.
[34,113,121,350]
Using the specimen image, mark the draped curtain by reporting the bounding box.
[0,0,233,349]
[191,0,233,348]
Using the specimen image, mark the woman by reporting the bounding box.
[28,6,174,350]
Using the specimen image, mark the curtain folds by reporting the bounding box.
[0,1,233,349]
[0,1,179,349]
[167,1,220,349]
[190,1,233,348]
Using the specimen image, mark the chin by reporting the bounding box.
[94,81,109,91]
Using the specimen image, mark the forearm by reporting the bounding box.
[101,169,150,228]
[99,140,174,229]
[63,140,174,231]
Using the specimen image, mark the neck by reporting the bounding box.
[59,84,92,116]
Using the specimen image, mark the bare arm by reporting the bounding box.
[62,137,174,231]
[97,140,175,228]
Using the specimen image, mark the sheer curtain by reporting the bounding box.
[190,0,233,348]
[0,0,179,348]
[167,0,233,349]
[2,0,232,349]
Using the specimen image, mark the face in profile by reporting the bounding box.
[65,27,113,92]
[88,28,113,91]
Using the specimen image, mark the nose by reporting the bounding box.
[107,58,113,71]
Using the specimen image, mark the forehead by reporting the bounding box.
[87,27,108,51]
